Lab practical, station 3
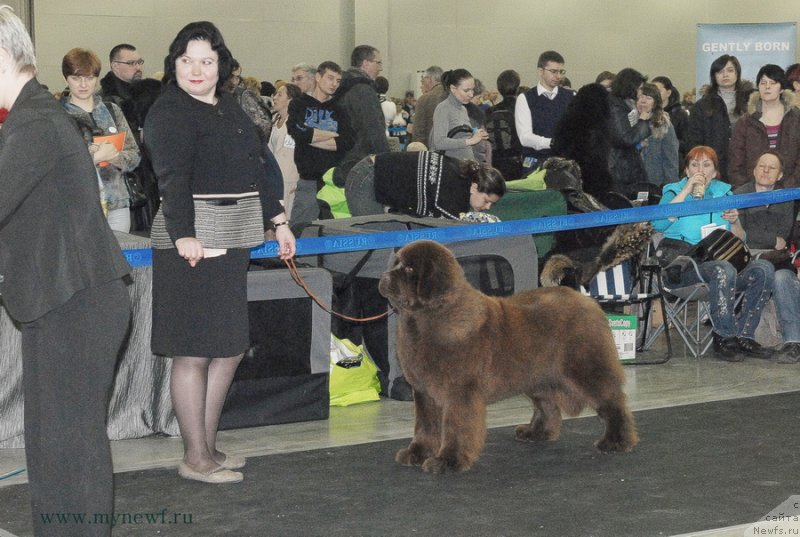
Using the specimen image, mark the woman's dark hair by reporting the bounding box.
[756,64,787,90]
[496,69,520,97]
[786,63,800,88]
[639,82,667,128]
[283,82,302,101]
[162,21,234,94]
[374,75,389,94]
[610,68,647,100]
[651,75,680,109]
[441,68,473,91]
[459,160,506,197]
[708,54,741,91]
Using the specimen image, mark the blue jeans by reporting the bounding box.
[675,259,774,339]
[773,269,800,343]
[344,156,383,217]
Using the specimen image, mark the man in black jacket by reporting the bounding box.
[99,44,144,124]
[332,45,391,187]
[287,61,354,229]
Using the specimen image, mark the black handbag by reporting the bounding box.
[123,171,148,209]
[687,228,751,273]
[654,237,692,268]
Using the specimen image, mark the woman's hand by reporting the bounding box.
[175,237,204,267]
[721,208,739,224]
[776,236,787,250]
[91,142,120,165]
[275,225,296,261]
[670,173,705,203]
[466,128,488,146]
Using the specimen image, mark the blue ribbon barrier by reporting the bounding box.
[122,188,800,268]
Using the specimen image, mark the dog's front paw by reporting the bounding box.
[421,455,471,474]
[396,447,425,466]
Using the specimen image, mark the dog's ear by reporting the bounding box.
[414,245,456,306]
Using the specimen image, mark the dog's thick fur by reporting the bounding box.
[378,240,638,474]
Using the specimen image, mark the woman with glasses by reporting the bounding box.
[608,67,652,195]
[429,68,489,161]
[728,64,800,188]
[61,47,141,232]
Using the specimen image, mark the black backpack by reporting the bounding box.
[485,108,523,180]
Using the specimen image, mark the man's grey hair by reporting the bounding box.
[424,65,443,83]
[0,5,36,74]
[292,62,316,77]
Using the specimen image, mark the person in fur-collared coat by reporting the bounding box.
[551,83,613,198]
[728,64,800,188]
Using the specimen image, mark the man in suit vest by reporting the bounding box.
[515,50,572,172]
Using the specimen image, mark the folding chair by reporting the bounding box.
[644,257,715,358]
[583,259,672,363]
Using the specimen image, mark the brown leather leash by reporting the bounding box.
[284,257,392,322]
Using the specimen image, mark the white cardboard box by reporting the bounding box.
[607,315,637,361]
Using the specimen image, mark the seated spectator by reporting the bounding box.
[61,47,141,232]
[344,150,505,219]
[736,151,800,363]
[652,145,774,361]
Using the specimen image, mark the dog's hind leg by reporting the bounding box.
[421,386,486,474]
[396,391,442,467]
[515,395,562,442]
[593,393,638,453]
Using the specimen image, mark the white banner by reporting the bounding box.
[696,23,796,93]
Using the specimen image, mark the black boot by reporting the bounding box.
[712,333,743,362]
[736,337,772,358]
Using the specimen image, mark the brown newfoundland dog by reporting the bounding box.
[378,240,638,473]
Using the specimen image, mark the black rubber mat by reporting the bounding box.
[2,392,800,537]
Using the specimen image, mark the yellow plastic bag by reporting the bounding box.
[329,336,381,407]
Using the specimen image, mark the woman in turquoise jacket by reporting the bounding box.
[653,145,774,361]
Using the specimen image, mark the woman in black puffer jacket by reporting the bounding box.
[607,68,652,195]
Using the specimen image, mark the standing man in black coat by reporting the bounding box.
[0,7,131,536]
[332,44,391,187]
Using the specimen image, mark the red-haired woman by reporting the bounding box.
[652,146,774,361]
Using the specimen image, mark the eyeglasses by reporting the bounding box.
[542,68,566,76]
[114,59,144,67]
